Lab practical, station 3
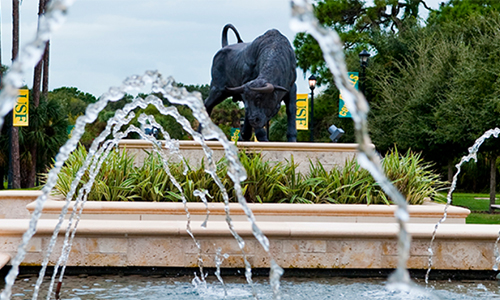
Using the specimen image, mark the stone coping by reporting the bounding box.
[0,190,43,219]
[0,190,42,200]
[0,252,10,270]
[27,200,470,220]
[118,139,361,152]
[0,219,497,240]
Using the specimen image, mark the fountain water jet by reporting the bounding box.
[426,127,500,284]
[290,0,411,288]
[15,77,281,300]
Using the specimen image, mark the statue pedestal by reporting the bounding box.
[118,139,362,174]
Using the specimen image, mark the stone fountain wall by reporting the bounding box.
[118,140,361,174]
[2,190,497,273]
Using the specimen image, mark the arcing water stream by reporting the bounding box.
[425,128,500,284]
[290,0,412,287]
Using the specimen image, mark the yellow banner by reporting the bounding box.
[296,93,308,130]
[13,89,29,126]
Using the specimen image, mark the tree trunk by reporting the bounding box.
[42,41,49,98]
[447,158,455,182]
[41,0,49,98]
[447,158,455,204]
[490,153,497,213]
[9,0,21,189]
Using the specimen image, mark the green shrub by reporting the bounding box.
[383,148,447,204]
[49,145,447,205]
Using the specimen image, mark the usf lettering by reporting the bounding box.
[339,72,358,118]
[296,93,308,130]
[14,89,29,126]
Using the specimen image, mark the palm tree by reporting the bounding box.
[29,0,50,187]
[9,0,21,189]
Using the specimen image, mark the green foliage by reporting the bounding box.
[49,87,97,124]
[23,95,69,178]
[51,146,445,205]
[383,148,447,204]
[293,1,500,191]
[50,146,137,201]
[50,145,87,199]
[293,0,428,85]
[210,99,244,139]
[310,87,355,142]
[428,0,500,26]
[370,12,500,175]
[239,152,289,203]
[0,92,69,188]
[268,107,289,142]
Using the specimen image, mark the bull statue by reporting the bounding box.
[203,24,297,142]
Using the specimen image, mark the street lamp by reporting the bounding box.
[359,49,370,96]
[308,74,316,142]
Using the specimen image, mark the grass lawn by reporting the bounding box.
[450,192,500,224]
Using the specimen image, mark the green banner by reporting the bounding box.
[339,72,359,118]
[230,128,240,142]
[67,125,75,137]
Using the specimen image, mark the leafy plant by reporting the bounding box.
[383,148,447,204]
[49,145,447,205]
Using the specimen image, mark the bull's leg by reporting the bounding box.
[255,127,269,142]
[198,88,227,133]
[204,88,227,116]
[240,114,253,141]
[284,83,297,142]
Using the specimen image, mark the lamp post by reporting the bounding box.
[308,74,317,142]
[359,49,370,96]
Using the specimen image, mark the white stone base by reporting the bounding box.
[0,219,498,270]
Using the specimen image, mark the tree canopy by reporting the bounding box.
[293,0,500,190]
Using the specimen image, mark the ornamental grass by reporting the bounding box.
[49,145,446,205]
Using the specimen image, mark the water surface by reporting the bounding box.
[6,275,500,299]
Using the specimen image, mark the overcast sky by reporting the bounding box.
[0,0,442,98]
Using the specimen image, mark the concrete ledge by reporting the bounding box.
[118,139,360,174]
[27,201,470,224]
[118,139,360,152]
[0,190,42,219]
[0,219,498,270]
[0,252,10,270]
[0,220,492,239]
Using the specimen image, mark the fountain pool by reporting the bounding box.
[4,274,500,300]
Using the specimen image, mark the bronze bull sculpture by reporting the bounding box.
[203,24,297,142]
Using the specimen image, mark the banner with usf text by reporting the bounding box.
[296,93,309,130]
[13,89,29,126]
[230,128,240,142]
[339,72,359,118]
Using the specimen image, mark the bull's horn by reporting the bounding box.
[249,83,274,93]
[226,85,245,94]
[274,85,289,92]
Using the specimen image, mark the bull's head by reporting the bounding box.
[226,79,288,128]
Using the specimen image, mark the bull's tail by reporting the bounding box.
[221,24,243,47]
